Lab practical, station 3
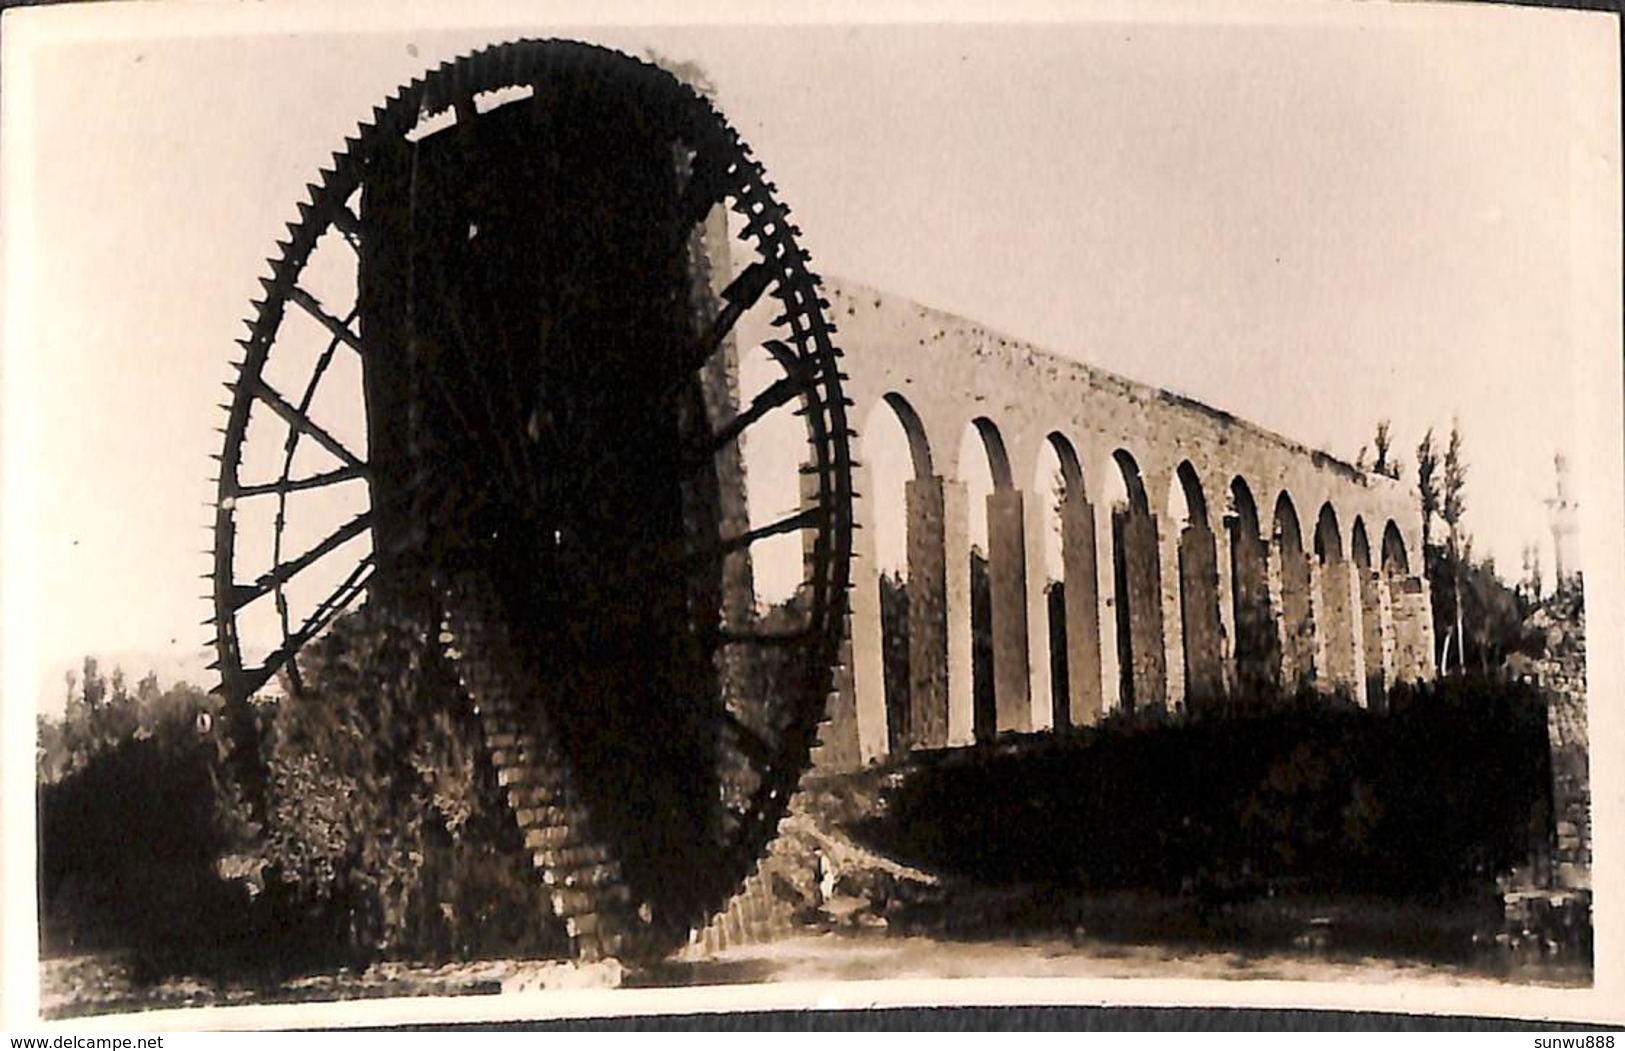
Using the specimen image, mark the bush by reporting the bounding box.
[38,687,247,961]
[859,678,1551,899]
[249,605,564,962]
[39,613,570,973]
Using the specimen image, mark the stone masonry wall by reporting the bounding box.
[739,277,1435,767]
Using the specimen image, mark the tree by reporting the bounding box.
[970,547,996,742]
[1415,428,1439,557]
[1358,419,1404,481]
[44,657,145,781]
[37,715,65,783]
[1416,427,1444,668]
[645,51,718,100]
[878,571,911,754]
[1441,419,1468,673]
[1459,557,1533,674]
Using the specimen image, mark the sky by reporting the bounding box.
[3,0,1620,704]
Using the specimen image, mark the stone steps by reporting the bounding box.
[438,573,635,962]
[440,567,843,963]
[693,650,851,954]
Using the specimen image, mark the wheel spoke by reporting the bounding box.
[678,260,775,378]
[288,286,364,355]
[714,502,827,557]
[236,557,374,696]
[268,304,361,658]
[670,504,829,577]
[685,369,808,469]
[234,463,367,498]
[242,374,365,469]
[227,511,371,611]
[298,556,374,636]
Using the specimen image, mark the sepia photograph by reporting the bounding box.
[1,0,1621,1030]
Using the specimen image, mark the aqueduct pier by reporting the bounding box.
[797,279,1437,768]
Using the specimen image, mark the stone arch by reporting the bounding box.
[857,391,951,752]
[1031,432,1103,729]
[971,416,1015,491]
[1351,516,1387,709]
[1108,448,1165,711]
[1312,502,1358,696]
[1381,520,1411,576]
[1350,516,1371,568]
[1169,462,1224,706]
[1380,519,1428,687]
[855,395,931,755]
[1314,505,1344,560]
[960,417,1030,740]
[1050,433,1086,493]
[883,391,934,479]
[1272,492,1316,692]
[1226,476,1278,697]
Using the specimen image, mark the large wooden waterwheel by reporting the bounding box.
[208,40,853,960]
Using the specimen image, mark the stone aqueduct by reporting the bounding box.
[770,279,1439,768]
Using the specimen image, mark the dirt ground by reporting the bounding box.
[650,928,1590,988]
[37,917,1588,1023]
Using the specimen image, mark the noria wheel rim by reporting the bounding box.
[210,39,854,958]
